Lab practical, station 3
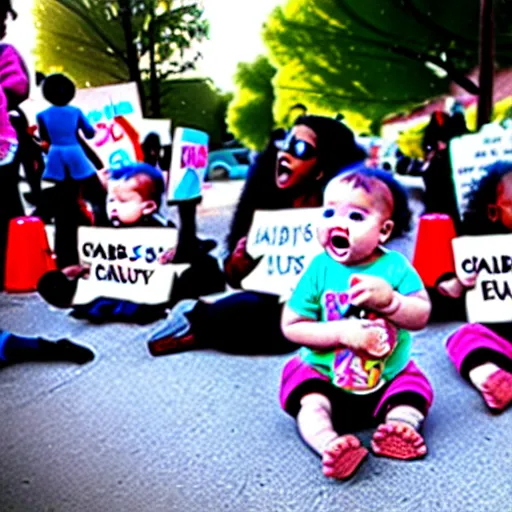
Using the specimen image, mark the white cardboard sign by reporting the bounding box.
[241,208,324,301]
[452,234,512,323]
[450,124,512,220]
[73,227,188,305]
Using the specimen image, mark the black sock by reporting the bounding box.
[2,333,94,364]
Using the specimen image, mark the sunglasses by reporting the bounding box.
[275,134,317,160]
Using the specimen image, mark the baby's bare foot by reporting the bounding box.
[322,435,368,480]
[481,368,512,412]
[371,421,427,460]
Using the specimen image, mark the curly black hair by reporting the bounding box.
[462,161,512,235]
[335,164,412,240]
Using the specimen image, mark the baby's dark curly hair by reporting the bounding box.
[462,161,512,235]
[333,165,412,240]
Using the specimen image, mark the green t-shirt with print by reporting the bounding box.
[287,250,424,394]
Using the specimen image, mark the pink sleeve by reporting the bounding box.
[0,44,30,109]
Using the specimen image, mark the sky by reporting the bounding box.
[7,0,282,93]
[201,0,282,91]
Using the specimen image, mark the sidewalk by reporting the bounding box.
[1,179,510,512]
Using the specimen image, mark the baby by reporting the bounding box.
[106,163,171,228]
[443,161,512,412]
[279,166,433,480]
[38,163,225,322]
[37,164,176,324]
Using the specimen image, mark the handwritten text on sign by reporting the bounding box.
[168,127,209,202]
[73,227,184,305]
[452,234,512,322]
[75,82,144,170]
[242,208,324,301]
[450,124,512,220]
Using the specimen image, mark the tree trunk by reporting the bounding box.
[477,0,495,130]
[148,11,161,118]
[119,0,146,115]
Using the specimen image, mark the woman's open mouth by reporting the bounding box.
[276,158,293,186]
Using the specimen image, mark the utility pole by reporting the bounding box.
[148,3,161,118]
[477,0,495,130]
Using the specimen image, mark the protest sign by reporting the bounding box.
[450,124,512,219]
[452,234,512,322]
[73,227,188,305]
[241,208,324,301]
[74,82,144,170]
[167,127,209,202]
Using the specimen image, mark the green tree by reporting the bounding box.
[34,0,209,116]
[226,55,276,151]
[263,0,512,123]
[158,78,233,149]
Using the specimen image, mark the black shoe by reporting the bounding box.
[39,339,95,364]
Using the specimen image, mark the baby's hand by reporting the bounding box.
[62,263,91,281]
[158,248,176,265]
[347,275,394,312]
[339,318,396,359]
[437,273,477,298]
[460,272,478,289]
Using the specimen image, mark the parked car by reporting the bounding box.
[206,148,250,180]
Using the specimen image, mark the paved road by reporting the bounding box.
[1,178,510,512]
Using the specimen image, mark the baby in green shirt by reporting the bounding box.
[279,165,433,480]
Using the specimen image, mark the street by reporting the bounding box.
[0,177,510,512]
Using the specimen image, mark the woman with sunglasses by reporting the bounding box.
[148,115,367,357]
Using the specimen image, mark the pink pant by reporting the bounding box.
[280,356,433,421]
[446,323,512,378]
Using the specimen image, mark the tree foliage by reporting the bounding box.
[159,79,233,149]
[34,0,209,115]
[263,0,512,123]
[226,55,276,150]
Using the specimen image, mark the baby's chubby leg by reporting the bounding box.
[296,393,368,480]
[371,405,427,460]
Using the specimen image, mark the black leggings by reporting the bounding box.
[53,175,108,268]
[192,291,297,355]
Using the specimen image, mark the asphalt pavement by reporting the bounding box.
[0,177,510,512]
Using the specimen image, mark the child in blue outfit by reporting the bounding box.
[280,166,433,480]
[37,73,108,268]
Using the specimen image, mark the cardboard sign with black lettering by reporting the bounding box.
[450,124,512,220]
[73,227,188,305]
[452,234,512,322]
[242,208,324,301]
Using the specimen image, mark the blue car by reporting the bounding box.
[207,148,250,180]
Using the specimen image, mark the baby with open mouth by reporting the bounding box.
[279,166,433,481]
